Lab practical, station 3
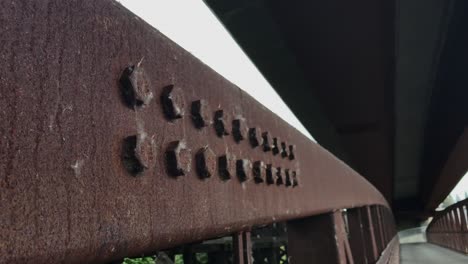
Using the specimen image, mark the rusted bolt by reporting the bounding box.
[266,164,276,185]
[195,146,216,179]
[165,141,191,177]
[236,159,252,182]
[214,110,229,137]
[253,161,265,183]
[249,128,261,148]
[262,132,272,152]
[191,100,211,129]
[281,142,289,158]
[232,117,247,143]
[292,171,299,187]
[275,167,284,185]
[285,169,292,187]
[218,152,235,181]
[120,64,153,108]
[272,138,280,155]
[289,145,296,160]
[122,134,156,176]
[161,85,185,120]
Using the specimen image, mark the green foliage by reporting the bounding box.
[122,257,156,264]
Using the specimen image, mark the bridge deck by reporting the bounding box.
[401,243,468,264]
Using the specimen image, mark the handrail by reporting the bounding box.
[426,198,468,254]
[0,1,398,263]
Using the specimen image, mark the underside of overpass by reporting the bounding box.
[204,0,468,227]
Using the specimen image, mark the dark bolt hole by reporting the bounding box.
[122,135,145,176]
[214,110,228,137]
[191,100,206,129]
[119,66,144,108]
[218,155,231,180]
[272,138,280,155]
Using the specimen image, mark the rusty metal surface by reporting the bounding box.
[427,198,468,254]
[0,0,390,263]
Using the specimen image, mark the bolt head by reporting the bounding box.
[236,159,252,182]
[232,118,248,143]
[214,110,230,137]
[191,100,211,129]
[166,141,191,177]
[122,134,156,176]
[272,137,280,155]
[120,65,153,108]
[161,85,185,120]
[285,169,292,187]
[289,145,296,160]
[266,164,276,185]
[195,146,216,179]
[281,142,289,158]
[262,132,273,152]
[218,152,235,181]
[275,167,284,185]
[248,128,261,148]
[253,161,265,183]
[292,171,299,187]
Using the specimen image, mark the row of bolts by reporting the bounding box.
[120,64,299,187]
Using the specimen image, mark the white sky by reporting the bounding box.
[448,171,468,199]
[117,0,314,140]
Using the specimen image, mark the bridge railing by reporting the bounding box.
[426,198,468,254]
[0,1,398,263]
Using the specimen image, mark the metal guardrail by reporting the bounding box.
[0,1,398,263]
[427,198,468,254]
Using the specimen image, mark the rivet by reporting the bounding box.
[218,152,235,181]
[120,64,153,108]
[272,138,280,155]
[266,164,276,185]
[289,145,296,160]
[236,159,252,182]
[232,118,247,143]
[161,85,185,120]
[275,167,284,185]
[195,146,216,179]
[248,128,261,148]
[214,110,229,137]
[165,141,191,177]
[252,161,266,183]
[261,132,273,152]
[191,100,211,129]
[122,134,156,176]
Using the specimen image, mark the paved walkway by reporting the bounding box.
[401,243,468,264]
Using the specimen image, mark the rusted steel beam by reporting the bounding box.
[426,198,468,254]
[424,129,468,211]
[0,0,391,263]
